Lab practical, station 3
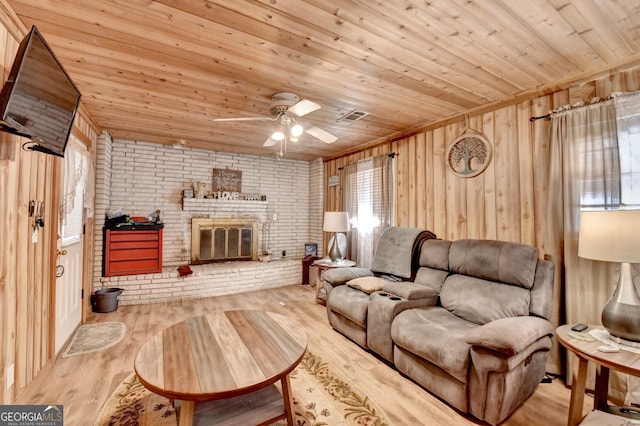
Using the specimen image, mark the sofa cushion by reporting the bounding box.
[449,239,538,289]
[327,285,370,327]
[391,307,478,383]
[382,281,437,301]
[419,239,452,270]
[440,274,531,325]
[323,267,373,286]
[347,276,388,294]
[414,267,450,292]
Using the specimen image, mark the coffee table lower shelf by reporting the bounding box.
[175,384,287,426]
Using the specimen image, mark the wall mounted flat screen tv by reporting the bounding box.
[0,26,81,157]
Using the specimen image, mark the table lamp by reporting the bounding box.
[578,210,640,344]
[323,211,350,263]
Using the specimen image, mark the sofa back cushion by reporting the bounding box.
[440,275,531,325]
[419,239,452,270]
[413,239,452,292]
[440,239,539,325]
[448,239,538,289]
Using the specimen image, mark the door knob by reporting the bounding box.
[57,249,67,256]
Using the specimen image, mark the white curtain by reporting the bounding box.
[613,92,640,404]
[343,155,394,268]
[547,95,640,403]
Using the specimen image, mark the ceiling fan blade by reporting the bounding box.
[213,116,275,122]
[263,136,277,147]
[288,99,321,117]
[306,126,337,144]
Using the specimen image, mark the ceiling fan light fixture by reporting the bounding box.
[291,124,304,137]
[272,131,285,141]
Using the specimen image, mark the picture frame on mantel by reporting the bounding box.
[212,168,242,192]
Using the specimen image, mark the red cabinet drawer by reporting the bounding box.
[109,248,160,261]
[103,228,163,277]
[108,259,161,275]
[110,231,159,242]
[109,240,160,250]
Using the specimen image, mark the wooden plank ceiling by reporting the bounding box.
[5,0,640,160]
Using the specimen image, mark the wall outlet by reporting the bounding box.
[272,213,277,221]
[6,363,14,389]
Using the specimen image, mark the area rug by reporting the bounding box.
[94,350,389,426]
[61,322,126,358]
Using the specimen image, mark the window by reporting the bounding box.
[60,137,90,246]
[615,93,640,207]
[343,155,394,268]
[574,93,640,210]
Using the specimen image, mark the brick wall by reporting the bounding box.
[92,136,322,304]
[309,158,324,255]
[99,258,303,305]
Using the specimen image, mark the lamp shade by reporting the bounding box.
[578,210,640,263]
[323,211,350,233]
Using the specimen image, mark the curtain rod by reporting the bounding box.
[530,97,608,122]
[529,91,640,122]
[337,152,396,170]
[529,113,550,122]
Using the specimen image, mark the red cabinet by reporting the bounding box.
[103,227,163,277]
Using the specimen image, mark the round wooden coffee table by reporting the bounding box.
[134,310,308,426]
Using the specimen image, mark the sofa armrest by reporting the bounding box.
[382,281,437,302]
[322,267,372,286]
[465,316,553,356]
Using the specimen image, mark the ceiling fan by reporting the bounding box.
[213,92,337,155]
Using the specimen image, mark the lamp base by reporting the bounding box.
[602,262,640,343]
[602,300,640,343]
[328,232,344,263]
[607,333,640,349]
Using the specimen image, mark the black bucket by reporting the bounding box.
[91,288,124,313]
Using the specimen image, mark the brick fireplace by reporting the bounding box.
[93,136,324,305]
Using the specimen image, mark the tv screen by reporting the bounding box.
[0,26,81,157]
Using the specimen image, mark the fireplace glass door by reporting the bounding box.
[196,225,254,262]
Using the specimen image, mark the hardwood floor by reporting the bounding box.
[16,284,591,425]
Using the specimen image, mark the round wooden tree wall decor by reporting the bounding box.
[446,130,492,178]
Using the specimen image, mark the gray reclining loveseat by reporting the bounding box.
[323,231,554,425]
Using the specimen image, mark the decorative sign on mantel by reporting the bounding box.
[213,168,242,192]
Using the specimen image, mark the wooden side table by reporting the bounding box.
[310,259,355,304]
[556,324,640,426]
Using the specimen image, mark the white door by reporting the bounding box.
[55,240,83,354]
[55,137,89,354]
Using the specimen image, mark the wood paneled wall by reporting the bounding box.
[0,15,99,402]
[323,65,640,374]
[325,65,640,248]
